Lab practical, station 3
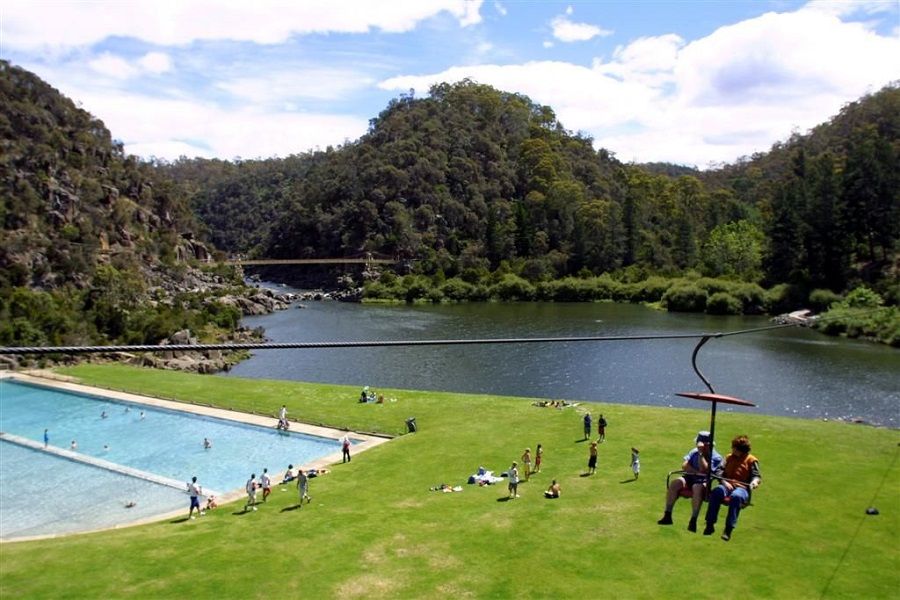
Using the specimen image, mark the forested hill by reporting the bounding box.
[168,80,897,299]
[0,61,252,350]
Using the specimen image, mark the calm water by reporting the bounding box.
[225,300,900,426]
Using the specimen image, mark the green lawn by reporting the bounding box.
[1,364,898,599]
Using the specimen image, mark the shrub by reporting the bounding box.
[491,274,535,301]
[706,292,742,315]
[808,289,843,312]
[731,283,766,314]
[662,284,707,312]
[841,286,883,309]
[764,283,804,314]
[439,278,474,301]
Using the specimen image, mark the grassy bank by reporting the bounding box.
[1,364,897,599]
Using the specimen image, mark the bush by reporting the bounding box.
[764,283,804,314]
[662,284,707,312]
[706,292,742,315]
[731,283,766,314]
[808,289,843,312]
[841,286,883,309]
[439,278,474,301]
[624,276,670,302]
[490,274,535,301]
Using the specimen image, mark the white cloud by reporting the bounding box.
[66,86,369,161]
[138,52,172,75]
[88,53,138,79]
[381,5,900,167]
[802,0,896,18]
[0,0,483,50]
[217,69,376,104]
[494,2,507,17]
[550,16,612,42]
[543,41,555,49]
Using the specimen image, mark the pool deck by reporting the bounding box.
[1,371,393,542]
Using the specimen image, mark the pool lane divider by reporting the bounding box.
[0,432,221,497]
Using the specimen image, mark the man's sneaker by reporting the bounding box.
[687,519,697,533]
[200,511,205,516]
[657,513,673,525]
[252,506,258,511]
[703,523,715,535]
[190,516,195,520]
[721,528,733,541]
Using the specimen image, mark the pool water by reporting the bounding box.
[0,379,342,538]
[0,441,188,538]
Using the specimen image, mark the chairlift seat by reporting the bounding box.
[665,470,750,507]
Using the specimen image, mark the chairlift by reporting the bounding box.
[675,335,756,483]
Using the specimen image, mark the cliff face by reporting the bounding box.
[0,62,287,353]
[0,60,208,292]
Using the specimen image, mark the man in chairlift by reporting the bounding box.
[658,431,723,532]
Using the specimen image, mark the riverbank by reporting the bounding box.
[1,364,897,598]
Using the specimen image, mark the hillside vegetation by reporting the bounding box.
[2,64,897,350]
[0,61,260,351]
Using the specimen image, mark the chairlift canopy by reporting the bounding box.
[676,392,756,407]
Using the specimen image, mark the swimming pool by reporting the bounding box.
[0,378,344,539]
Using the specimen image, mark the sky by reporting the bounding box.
[1,1,898,169]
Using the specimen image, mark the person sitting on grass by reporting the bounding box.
[544,480,561,499]
[282,464,295,483]
[704,435,761,542]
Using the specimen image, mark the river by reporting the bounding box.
[222,295,899,426]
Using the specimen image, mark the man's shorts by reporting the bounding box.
[190,496,200,509]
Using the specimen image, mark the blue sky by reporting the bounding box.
[2,1,898,168]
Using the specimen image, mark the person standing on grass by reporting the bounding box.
[598,414,608,442]
[583,412,592,440]
[588,441,598,475]
[521,448,532,480]
[188,476,203,519]
[342,435,351,463]
[631,447,640,479]
[245,474,258,511]
[534,444,543,474]
[260,468,272,502]
[508,462,520,498]
[297,469,310,506]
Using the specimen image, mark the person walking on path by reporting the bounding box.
[260,468,272,502]
[342,435,351,463]
[188,476,203,519]
[588,441,599,475]
[631,447,640,480]
[534,444,543,474]
[598,414,608,442]
[508,462,520,498]
[245,474,258,511]
[704,435,761,541]
[521,448,532,480]
[583,413,592,440]
[297,469,310,507]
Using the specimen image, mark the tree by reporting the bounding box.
[701,220,764,280]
